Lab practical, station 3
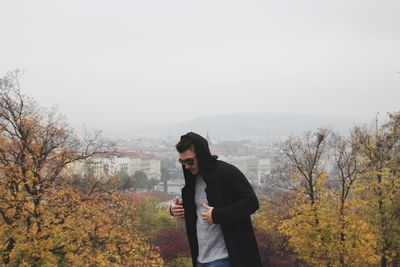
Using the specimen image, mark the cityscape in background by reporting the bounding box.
[68,133,284,196]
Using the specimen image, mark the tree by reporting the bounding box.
[277,128,377,265]
[277,128,333,265]
[0,71,163,266]
[280,128,330,205]
[133,170,158,191]
[277,128,381,266]
[328,132,378,266]
[262,114,400,266]
[354,113,400,266]
[161,166,169,194]
[0,70,100,265]
[117,170,134,191]
[161,158,176,193]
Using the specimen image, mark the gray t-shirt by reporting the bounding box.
[195,174,229,263]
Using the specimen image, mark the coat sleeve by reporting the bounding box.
[211,164,259,224]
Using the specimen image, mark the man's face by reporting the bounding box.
[178,148,199,175]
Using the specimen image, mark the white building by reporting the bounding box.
[219,155,272,185]
[257,158,271,185]
[68,155,161,180]
[140,158,161,180]
[129,158,141,176]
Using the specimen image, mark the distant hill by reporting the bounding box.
[104,113,367,140]
[158,113,364,139]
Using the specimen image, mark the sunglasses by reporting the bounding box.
[178,158,195,166]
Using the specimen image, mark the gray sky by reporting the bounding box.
[1,0,399,131]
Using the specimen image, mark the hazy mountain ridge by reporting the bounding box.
[157,113,365,139]
[102,113,368,140]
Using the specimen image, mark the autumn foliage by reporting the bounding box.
[134,197,191,266]
[153,227,190,262]
[0,71,163,266]
[3,70,400,266]
[260,118,400,266]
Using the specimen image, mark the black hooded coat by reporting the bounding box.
[179,132,262,267]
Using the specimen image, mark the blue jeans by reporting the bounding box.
[197,258,231,267]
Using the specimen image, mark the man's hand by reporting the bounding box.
[170,196,185,219]
[201,203,214,225]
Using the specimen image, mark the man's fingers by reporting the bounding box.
[172,206,184,212]
[175,208,185,218]
[174,210,184,215]
[201,214,211,224]
[200,204,213,225]
[172,205,185,217]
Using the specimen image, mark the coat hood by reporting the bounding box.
[179,132,218,173]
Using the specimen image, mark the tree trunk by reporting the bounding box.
[2,238,15,265]
[163,180,167,193]
[381,256,387,267]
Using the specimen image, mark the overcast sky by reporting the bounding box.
[1,0,399,131]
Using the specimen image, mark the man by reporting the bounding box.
[170,132,262,267]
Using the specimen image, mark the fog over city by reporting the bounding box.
[1,0,399,137]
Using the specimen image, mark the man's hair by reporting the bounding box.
[176,136,194,153]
